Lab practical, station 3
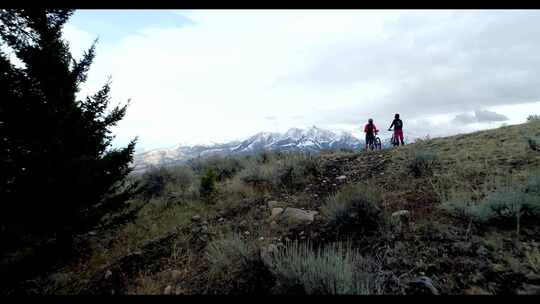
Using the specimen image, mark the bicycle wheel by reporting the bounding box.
[376,137,382,150]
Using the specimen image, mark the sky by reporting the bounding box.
[62,9,540,152]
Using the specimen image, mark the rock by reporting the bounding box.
[88,231,97,236]
[104,270,112,280]
[170,270,182,281]
[464,286,491,295]
[526,272,540,283]
[491,263,505,273]
[217,217,225,223]
[407,276,439,295]
[518,284,540,295]
[191,215,201,222]
[469,271,485,284]
[452,241,472,253]
[313,194,319,198]
[270,207,284,220]
[476,245,489,257]
[391,210,410,218]
[200,225,208,233]
[391,210,410,233]
[201,220,209,226]
[239,220,248,227]
[336,175,347,181]
[279,208,319,225]
[244,231,250,235]
[164,285,172,295]
[260,244,279,267]
[259,236,265,241]
[175,286,183,295]
[332,183,337,186]
[267,201,285,209]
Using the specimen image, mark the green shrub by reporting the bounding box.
[440,198,481,220]
[527,136,540,151]
[189,156,246,182]
[527,114,540,122]
[525,170,540,199]
[268,241,376,295]
[206,233,273,294]
[441,175,540,235]
[200,169,218,198]
[238,152,320,191]
[139,167,176,198]
[138,165,197,199]
[321,184,384,234]
[525,246,540,273]
[257,151,277,164]
[207,233,251,278]
[238,162,279,189]
[408,149,438,177]
[168,165,196,195]
[276,153,321,191]
[483,189,528,221]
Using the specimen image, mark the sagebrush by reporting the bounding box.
[321,184,384,234]
[268,241,376,295]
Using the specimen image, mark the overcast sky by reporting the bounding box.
[64,9,540,151]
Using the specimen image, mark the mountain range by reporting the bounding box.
[132,126,409,173]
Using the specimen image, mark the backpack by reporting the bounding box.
[394,119,403,129]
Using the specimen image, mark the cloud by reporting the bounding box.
[474,110,509,122]
[287,10,540,121]
[452,109,509,124]
[63,10,540,149]
[453,113,478,124]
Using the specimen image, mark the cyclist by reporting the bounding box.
[388,113,404,146]
[364,118,379,151]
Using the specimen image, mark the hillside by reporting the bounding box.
[4,120,540,295]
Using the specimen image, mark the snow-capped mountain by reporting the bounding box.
[132,126,364,173]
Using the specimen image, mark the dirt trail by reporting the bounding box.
[305,149,395,202]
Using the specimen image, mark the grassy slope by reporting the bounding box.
[19,120,540,295]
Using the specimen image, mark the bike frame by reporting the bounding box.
[388,128,401,146]
[368,131,382,150]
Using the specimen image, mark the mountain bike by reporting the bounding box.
[368,131,382,150]
[388,128,400,147]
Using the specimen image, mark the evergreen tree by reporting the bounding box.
[0,9,137,251]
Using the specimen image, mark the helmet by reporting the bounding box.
[395,113,400,119]
[368,118,373,123]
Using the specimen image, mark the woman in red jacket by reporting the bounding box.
[364,118,378,151]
